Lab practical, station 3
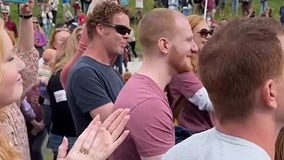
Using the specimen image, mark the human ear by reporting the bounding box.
[95,23,105,37]
[157,38,169,55]
[262,79,277,109]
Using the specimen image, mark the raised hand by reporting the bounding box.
[20,0,34,15]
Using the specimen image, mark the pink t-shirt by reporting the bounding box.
[168,72,213,133]
[60,26,89,88]
[110,74,175,160]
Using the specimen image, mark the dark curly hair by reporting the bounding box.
[86,1,129,40]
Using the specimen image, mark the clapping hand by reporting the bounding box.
[57,109,130,160]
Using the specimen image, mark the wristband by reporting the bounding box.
[19,14,33,19]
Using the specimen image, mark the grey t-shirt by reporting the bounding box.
[162,128,271,160]
[66,56,124,135]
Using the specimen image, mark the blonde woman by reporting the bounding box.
[46,26,82,159]
[37,28,70,155]
[0,0,39,159]
[39,27,70,71]
[0,19,22,160]
[187,14,213,73]
[51,27,82,73]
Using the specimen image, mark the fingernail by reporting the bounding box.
[63,136,67,142]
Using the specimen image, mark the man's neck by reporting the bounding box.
[83,41,116,66]
[215,113,277,159]
[137,54,174,91]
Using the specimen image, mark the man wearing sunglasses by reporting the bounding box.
[66,2,130,136]
[110,8,198,160]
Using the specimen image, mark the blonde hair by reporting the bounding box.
[49,28,70,49]
[0,135,21,160]
[52,27,82,73]
[187,15,205,73]
[188,15,204,31]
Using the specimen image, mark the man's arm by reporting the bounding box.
[70,67,115,122]
[89,102,114,122]
[188,87,213,111]
[175,72,213,111]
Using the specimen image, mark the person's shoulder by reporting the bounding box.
[71,57,93,71]
[50,70,61,81]
[69,64,96,80]
[171,72,201,86]
[163,129,215,160]
[124,74,166,98]
[76,56,107,69]
[9,20,16,25]
[163,128,272,160]
[129,74,160,87]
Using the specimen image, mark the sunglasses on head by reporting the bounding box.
[55,27,70,32]
[101,23,131,35]
[197,29,213,38]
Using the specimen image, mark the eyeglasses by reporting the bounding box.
[2,13,8,16]
[101,23,131,35]
[33,21,38,24]
[197,29,213,38]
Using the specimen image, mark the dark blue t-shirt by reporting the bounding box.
[280,6,284,23]
[66,56,124,135]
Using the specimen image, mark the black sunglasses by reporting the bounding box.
[33,21,38,24]
[2,13,8,15]
[101,23,131,35]
[197,29,213,38]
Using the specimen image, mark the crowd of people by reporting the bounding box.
[1,0,284,160]
[156,0,270,17]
